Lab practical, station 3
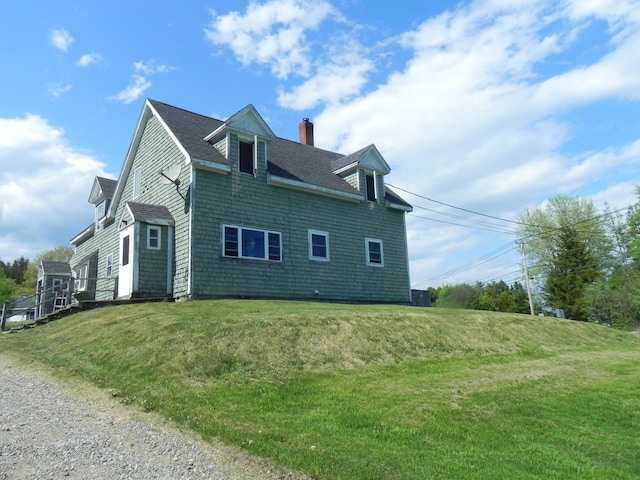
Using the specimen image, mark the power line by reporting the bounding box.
[388,183,521,225]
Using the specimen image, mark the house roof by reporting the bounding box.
[126,202,175,225]
[96,177,117,198]
[108,99,410,213]
[148,100,230,166]
[40,261,71,275]
[12,296,36,310]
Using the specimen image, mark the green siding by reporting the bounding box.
[136,224,171,295]
[71,110,411,303]
[116,115,190,296]
[190,140,411,303]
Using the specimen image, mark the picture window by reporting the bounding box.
[223,225,281,261]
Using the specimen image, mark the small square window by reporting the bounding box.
[308,230,329,261]
[148,226,161,250]
[365,238,383,267]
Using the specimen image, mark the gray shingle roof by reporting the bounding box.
[127,202,175,224]
[148,100,229,166]
[96,177,117,199]
[147,99,410,207]
[40,261,71,275]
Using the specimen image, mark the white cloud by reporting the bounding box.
[277,37,374,109]
[48,82,73,98]
[291,0,640,285]
[205,0,336,79]
[0,115,110,262]
[109,60,175,104]
[49,28,74,52]
[76,53,102,67]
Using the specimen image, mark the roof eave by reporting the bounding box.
[70,225,95,245]
[386,201,413,212]
[191,157,231,174]
[267,174,363,203]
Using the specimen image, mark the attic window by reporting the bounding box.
[366,174,377,201]
[239,141,254,174]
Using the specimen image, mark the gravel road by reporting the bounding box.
[0,355,307,480]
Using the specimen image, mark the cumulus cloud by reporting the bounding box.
[49,28,74,52]
[277,36,374,109]
[109,60,175,104]
[299,0,640,285]
[76,52,102,67]
[205,0,337,79]
[0,115,111,262]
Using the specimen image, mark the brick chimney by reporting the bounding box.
[299,118,314,146]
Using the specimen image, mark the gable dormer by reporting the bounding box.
[203,105,276,176]
[88,176,117,229]
[332,145,391,203]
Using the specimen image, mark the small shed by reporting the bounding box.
[411,289,432,307]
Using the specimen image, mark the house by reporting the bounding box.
[69,99,413,303]
[5,296,36,323]
[36,261,72,317]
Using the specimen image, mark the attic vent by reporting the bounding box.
[299,118,314,146]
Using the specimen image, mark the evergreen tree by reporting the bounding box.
[543,226,599,321]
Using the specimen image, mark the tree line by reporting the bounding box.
[429,189,640,330]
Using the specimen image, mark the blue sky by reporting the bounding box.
[1,0,639,289]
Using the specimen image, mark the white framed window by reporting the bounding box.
[223,225,281,261]
[308,229,329,262]
[75,264,89,291]
[133,168,142,199]
[147,226,161,250]
[106,253,114,278]
[365,238,384,267]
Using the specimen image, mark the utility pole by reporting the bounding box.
[517,241,535,316]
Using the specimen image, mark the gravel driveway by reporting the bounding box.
[0,355,307,480]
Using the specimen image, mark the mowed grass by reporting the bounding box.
[2,300,639,479]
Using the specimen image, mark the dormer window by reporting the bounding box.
[366,173,377,202]
[239,141,254,174]
[94,199,109,230]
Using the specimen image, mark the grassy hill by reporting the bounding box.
[2,300,639,479]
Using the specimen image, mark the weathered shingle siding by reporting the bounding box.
[117,115,190,296]
[70,224,118,300]
[190,151,411,303]
[136,224,171,295]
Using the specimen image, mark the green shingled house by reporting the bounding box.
[69,99,413,303]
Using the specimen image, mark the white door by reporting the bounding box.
[118,226,134,297]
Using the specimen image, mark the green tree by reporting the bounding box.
[509,282,531,314]
[7,256,30,284]
[543,225,600,321]
[434,283,477,309]
[0,269,17,304]
[517,195,612,319]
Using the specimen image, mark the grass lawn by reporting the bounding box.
[2,300,639,479]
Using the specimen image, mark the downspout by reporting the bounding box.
[187,166,195,297]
